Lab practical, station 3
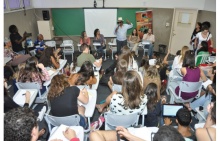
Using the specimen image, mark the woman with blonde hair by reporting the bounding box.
[172,46,189,70]
[143,66,161,100]
[48,74,89,128]
[96,70,147,114]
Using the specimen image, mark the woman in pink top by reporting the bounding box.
[17,56,50,94]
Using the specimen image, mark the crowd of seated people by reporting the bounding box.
[4,20,216,141]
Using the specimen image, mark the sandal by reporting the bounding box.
[38,128,46,137]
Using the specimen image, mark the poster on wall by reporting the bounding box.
[136,10,153,39]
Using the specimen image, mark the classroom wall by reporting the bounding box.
[31,0,215,12]
[4,9,38,42]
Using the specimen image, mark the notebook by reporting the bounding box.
[162,104,183,117]
[49,124,84,141]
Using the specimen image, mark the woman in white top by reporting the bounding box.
[128,28,140,56]
[194,24,213,51]
[172,46,189,70]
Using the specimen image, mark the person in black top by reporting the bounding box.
[9,25,28,54]
[4,87,30,113]
[190,22,202,50]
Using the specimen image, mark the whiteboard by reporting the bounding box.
[84,9,117,37]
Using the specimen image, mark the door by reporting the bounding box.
[169,8,198,55]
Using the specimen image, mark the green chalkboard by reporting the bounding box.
[52,8,146,36]
[52,8,85,36]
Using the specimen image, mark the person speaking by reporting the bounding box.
[114,17,133,55]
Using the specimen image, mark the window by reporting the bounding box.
[8,0,21,9]
[4,0,31,11]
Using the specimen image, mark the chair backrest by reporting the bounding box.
[16,82,42,97]
[112,84,122,93]
[45,41,56,47]
[44,113,81,132]
[195,53,210,66]
[63,40,73,44]
[104,112,139,130]
[178,81,203,98]
[111,38,116,44]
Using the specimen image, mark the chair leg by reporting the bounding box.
[112,51,114,60]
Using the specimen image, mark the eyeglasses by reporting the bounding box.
[117,21,122,24]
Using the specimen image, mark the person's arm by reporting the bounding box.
[194,34,199,48]
[37,63,50,81]
[77,88,89,104]
[63,128,80,141]
[200,68,207,82]
[209,38,213,48]
[180,67,186,76]
[128,35,132,42]
[51,56,60,69]
[152,34,155,43]
[137,35,140,43]
[126,19,133,29]
[142,34,146,40]
[93,58,103,67]
[14,33,27,44]
[162,48,170,64]
[87,37,91,45]
[79,38,83,44]
[204,102,215,128]
[116,126,146,141]
[114,25,119,35]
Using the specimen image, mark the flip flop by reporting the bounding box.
[161,95,167,104]
[38,128,46,137]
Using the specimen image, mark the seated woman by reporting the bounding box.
[96,70,147,115]
[196,41,210,66]
[4,38,31,66]
[144,83,162,127]
[196,102,216,141]
[80,31,91,53]
[93,28,106,60]
[39,47,60,69]
[172,46,189,70]
[108,59,127,91]
[17,56,50,94]
[171,50,209,100]
[48,74,89,128]
[128,28,140,56]
[143,66,161,100]
[139,56,149,76]
[68,61,97,86]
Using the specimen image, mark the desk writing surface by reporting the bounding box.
[13,89,38,107]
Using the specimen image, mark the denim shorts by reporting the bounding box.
[79,114,87,129]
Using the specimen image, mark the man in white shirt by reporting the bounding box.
[142,28,155,59]
[114,17,133,55]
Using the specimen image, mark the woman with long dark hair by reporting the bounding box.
[80,31,91,53]
[39,47,60,69]
[128,28,140,56]
[93,28,106,60]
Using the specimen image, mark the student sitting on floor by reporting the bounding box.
[96,70,147,115]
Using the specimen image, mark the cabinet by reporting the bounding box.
[37,21,54,40]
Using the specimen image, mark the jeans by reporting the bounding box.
[144,44,154,59]
[190,93,212,118]
[96,46,105,59]
[116,39,127,55]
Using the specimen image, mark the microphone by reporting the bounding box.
[94,0,97,8]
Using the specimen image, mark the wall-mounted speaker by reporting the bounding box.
[42,10,50,20]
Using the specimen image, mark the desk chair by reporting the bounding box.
[167,81,202,104]
[93,39,107,60]
[62,40,74,61]
[45,41,56,50]
[109,38,117,60]
[104,112,140,130]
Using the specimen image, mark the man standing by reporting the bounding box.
[114,17,133,55]
[142,28,155,59]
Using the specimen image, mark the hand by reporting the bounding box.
[167,48,171,54]
[126,19,130,24]
[116,126,131,139]
[54,48,61,57]
[23,32,28,38]
[36,63,45,70]
[207,102,214,114]
[63,128,77,140]
[164,117,172,125]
